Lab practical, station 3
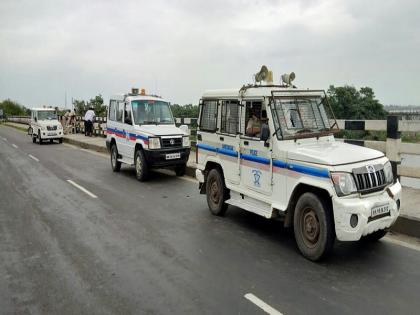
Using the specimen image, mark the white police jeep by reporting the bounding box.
[195,80,401,261]
[106,89,191,181]
[29,108,63,144]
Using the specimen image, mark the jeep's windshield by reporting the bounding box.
[131,100,174,125]
[271,96,331,139]
[37,111,57,121]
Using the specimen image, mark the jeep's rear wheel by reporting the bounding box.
[38,131,42,145]
[294,192,335,261]
[110,143,121,172]
[135,149,149,181]
[206,168,228,216]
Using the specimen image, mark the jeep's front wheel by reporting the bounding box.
[38,131,42,145]
[135,149,149,181]
[175,164,186,176]
[206,168,228,216]
[110,143,121,172]
[293,192,335,261]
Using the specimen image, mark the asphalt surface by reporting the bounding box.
[1,125,420,315]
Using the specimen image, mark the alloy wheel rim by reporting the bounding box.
[136,155,142,176]
[209,179,220,204]
[111,149,116,167]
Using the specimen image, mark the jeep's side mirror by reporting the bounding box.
[260,124,270,142]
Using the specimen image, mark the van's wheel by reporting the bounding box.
[294,192,335,261]
[50,139,53,143]
[59,138,63,144]
[110,143,121,172]
[206,168,229,216]
[135,149,149,181]
[363,229,388,242]
[32,134,36,143]
[38,131,42,145]
[27,127,32,136]
[175,164,186,176]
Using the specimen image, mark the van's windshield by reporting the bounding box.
[131,100,174,125]
[271,96,331,139]
[37,111,57,121]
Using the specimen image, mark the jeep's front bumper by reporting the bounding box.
[333,180,402,241]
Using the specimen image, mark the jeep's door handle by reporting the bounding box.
[244,141,249,146]
[220,137,224,141]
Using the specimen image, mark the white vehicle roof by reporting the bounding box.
[202,86,325,99]
[110,94,169,103]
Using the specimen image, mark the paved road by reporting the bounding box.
[1,125,420,315]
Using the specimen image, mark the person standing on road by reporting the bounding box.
[84,107,95,137]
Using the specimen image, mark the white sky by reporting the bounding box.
[0,0,419,108]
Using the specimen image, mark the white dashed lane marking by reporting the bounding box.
[28,154,39,162]
[12,144,18,148]
[244,293,283,315]
[67,180,98,199]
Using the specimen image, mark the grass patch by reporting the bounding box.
[336,130,420,143]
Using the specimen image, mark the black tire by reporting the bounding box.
[38,131,42,145]
[134,149,149,181]
[206,168,229,216]
[32,135,36,143]
[50,139,53,143]
[175,164,186,176]
[363,229,388,242]
[59,138,63,144]
[110,143,121,172]
[293,192,335,261]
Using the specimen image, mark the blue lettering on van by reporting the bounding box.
[250,149,258,156]
[222,144,234,151]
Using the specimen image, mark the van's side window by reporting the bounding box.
[245,101,262,138]
[199,100,217,132]
[109,100,116,121]
[116,101,124,122]
[220,100,239,135]
[124,103,132,125]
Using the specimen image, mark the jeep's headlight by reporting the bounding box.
[182,136,190,147]
[148,137,161,149]
[41,126,46,130]
[384,161,393,184]
[331,172,357,196]
[57,125,63,130]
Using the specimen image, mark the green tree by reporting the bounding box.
[89,94,106,116]
[327,85,387,119]
[73,99,87,116]
[171,104,199,118]
[0,99,28,117]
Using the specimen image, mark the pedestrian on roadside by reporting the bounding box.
[84,107,95,137]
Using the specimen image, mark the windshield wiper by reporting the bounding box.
[142,120,157,125]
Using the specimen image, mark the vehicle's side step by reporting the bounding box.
[117,158,134,166]
[226,192,273,218]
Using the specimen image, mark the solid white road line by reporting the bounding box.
[28,154,40,162]
[244,293,283,315]
[66,180,98,199]
[2,137,7,141]
[12,143,18,148]
[384,236,420,252]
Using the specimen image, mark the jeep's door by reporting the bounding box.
[240,100,272,196]
[114,100,129,159]
[218,100,241,185]
[122,102,135,160]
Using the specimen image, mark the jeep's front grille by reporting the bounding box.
[353,164,386,193]
[47,125,57,131]
[161,137,182,148]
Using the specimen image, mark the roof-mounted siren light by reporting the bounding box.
[254,65,273,85]
[281,72,296,87]
[140,88,146,95]
[131,88,139,95]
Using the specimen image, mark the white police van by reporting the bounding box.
[106,89,191,181]
[29,108,63,144]
[195,76,401,261]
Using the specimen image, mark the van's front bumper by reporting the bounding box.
[40,131,63,139]
[144,148,190,168]
[333,180,402,241]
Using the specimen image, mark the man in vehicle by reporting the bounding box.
[246,107,261,137]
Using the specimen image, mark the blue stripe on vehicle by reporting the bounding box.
[241,153,270,165]
[218,147,238,157]
[287,163,330,178]
[273,159,287,168]
[197,143,218,153]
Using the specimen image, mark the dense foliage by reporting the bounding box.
[74,95,106,116]
[0,99,30,117]
[171,104,199,118]
[327,85,387,119]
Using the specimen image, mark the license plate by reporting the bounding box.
[48,132,57,136]
[166,152,180,160]
[371,204,390,218]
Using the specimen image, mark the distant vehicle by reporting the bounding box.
[106,88,191,181]
[29,108,63,144]
[195,70,401,261]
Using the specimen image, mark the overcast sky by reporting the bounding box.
[1,0,419,108]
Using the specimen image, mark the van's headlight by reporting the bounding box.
[148,137,161,149]
[57,125,63,130]
[182,136,190,147]
[331,172,357,196]
[384,161,394,184]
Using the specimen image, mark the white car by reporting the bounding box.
[106,89,191,181]
[29,108,63,144]
[195,83,401,261]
